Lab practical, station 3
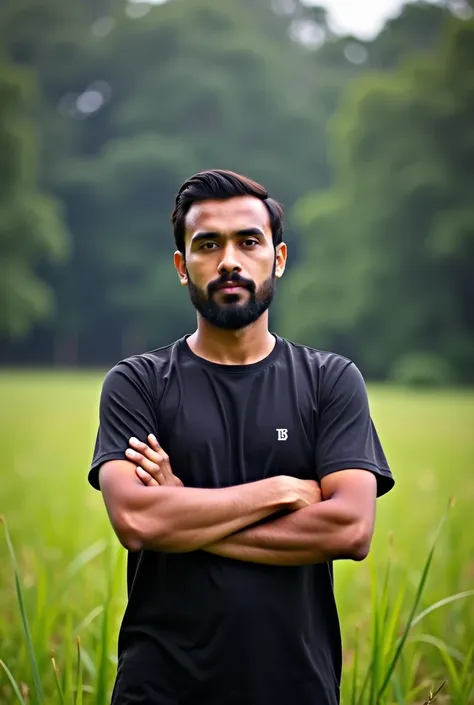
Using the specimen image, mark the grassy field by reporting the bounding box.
[0,371,473,704]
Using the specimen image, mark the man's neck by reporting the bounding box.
[186,315,276,366]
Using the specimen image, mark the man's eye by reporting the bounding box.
[201,242,218,250]
[243,239,258,247]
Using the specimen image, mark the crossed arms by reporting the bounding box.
[98,435,377,567]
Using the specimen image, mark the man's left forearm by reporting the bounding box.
[126,437,377,566]
[203,497,373,566]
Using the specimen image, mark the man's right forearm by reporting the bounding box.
[109,475,294,553]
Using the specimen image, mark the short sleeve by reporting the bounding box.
[88,357,159,491]
[315,361,394,497]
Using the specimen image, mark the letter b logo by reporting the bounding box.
[277,429,288,441]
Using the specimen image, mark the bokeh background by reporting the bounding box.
[1,1,473,703]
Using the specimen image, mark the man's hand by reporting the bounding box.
[204,471,376,566]
[288,479,321,510]
[128,437,321,510]
[125,435,183,487]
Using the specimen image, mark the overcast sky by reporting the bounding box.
[312,0,440,38]
[141,1,469,41]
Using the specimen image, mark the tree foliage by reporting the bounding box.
[0,52,68,336]
[0,0,472,382]
[282,17,474,383]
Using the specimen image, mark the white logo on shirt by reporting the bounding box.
[277,429,288,441]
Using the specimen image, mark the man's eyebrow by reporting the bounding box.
[191,227,265,244]
[236,228,265,237]
[191,231,220,244]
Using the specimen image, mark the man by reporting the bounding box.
[89,169,394,705]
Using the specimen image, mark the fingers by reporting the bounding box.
[129,437,163,464]
[147,435,174,482]
[135,466,159,486]
[148,433,161,450]
[126,435,182,487]
[136,434,173,482]
[148,434,169,463]
[127,436,170,484]
[126,449,163,480]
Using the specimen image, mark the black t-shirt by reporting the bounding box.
[89,334,394,705]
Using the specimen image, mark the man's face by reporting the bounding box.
[174,196,287,330]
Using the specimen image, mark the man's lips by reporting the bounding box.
[216,283,248,293]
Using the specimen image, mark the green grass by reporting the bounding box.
[0,372,473,704]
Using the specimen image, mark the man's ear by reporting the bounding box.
[174,251,188,286]
[275,242,287,279]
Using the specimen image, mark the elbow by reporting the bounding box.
[114,511,144,552]
[351,542,370,563]
[120,530,144,553]
[113,510,165,553]
[348,522,372,562]
[338,522,372,562]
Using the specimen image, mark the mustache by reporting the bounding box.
[208,274,256,294]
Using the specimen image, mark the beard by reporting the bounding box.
[187,263,276,331]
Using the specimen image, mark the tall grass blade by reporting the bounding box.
[406,678,435,703]
[409,634,464,664]
[95,591,110,705]
[350,627,359,705]
[356,536,397,705]
[406,651,423,698]
[51,658,65,705]
[0,659,27,705]
[95,543,124,704]
[369,555,381,705]
[411,635,460,698]
[410,590,474,629]
[32,567,48,657]
[1,516,44,704]
[377,502,451,700]
[75,638,83,705]
[383,579,406,659]
[460,639,474,690]
[422,680,447,705]
[78,646,96,680]
[356,662,373,705]
[392,674,405,704]
[63,540,107,583]
[437,650,460,697]
[380,534,393,640]
[74,606,104,637]
[62,612,74,699]
[463,673,474,705]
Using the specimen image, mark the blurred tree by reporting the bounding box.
[0,0,110,361]
[0,0,341,363]
[0,0,467,373]
[367,1,454,69]
[0,52,69,337]
[282,17,474,383]
[77,0,330,357]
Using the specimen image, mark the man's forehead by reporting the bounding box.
[185,196,271,233]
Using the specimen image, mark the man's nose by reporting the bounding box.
[218,245,242,276]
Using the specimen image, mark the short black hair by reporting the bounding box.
[171,169,284,253]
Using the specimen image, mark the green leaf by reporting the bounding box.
[0,659,27,705]
[377,502,452,699]
[1,516,43,704]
